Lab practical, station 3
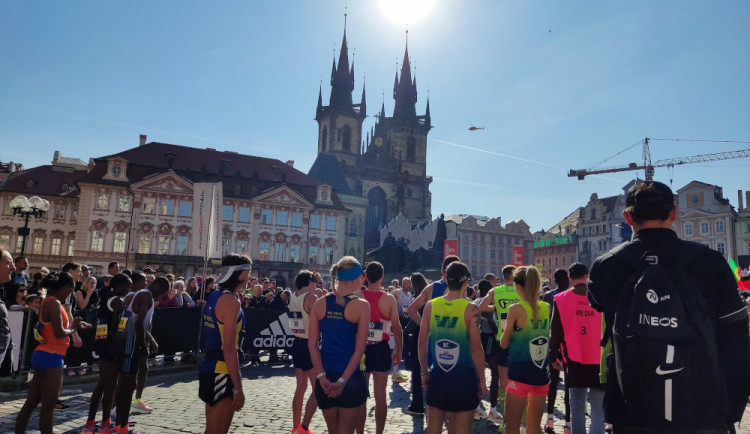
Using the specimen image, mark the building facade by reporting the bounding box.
[736,190,750,258]
[533,207,581,280]
[675,180,736,259]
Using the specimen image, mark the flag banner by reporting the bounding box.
[193,183,222,259]
[444,239,458,259]
[512,245,524,266]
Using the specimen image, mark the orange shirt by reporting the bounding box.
[34,297,70,356]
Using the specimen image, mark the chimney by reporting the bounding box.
[139,134,147,146]
[739,190,744,211]
[53,150,60,162]
[285,160,294,167]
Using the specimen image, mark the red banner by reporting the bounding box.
[512,246,524,266]
[444,239,458,259]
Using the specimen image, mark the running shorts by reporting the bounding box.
[426,373,479,412]
[315,370,367,410]
[31,350,64,371]
[199,371,235,406]
[364,340,391,373]
[507,379,549,397]
[291,337,313,371]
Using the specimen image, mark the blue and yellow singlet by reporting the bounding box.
[428,297,476,381]
[200,290,245,374]
[508,300,550,386]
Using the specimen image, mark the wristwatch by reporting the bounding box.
[336,377,347,386]
[315,372,326,379]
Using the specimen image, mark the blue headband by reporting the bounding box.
[337,263,363,281]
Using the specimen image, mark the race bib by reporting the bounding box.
[368,321,384,343]
[288,311,305,334]
[33,322,46,344]
[529,335,549,369]
[435,339,460,372]
[95,324,108,340]
[118,317,128,332]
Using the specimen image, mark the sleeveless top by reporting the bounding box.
[508,300,550,385]
[493,284,521,339]
[428,297,476,381]
[95,292,120,343]
[288,290,311,339]
[126,289,155,331]
[431,281,448,300]
[362,289,391,344]
[201,289,246,374]
[554,290,602,365]
[319,293,359,373]
[34,297,70,356]
[396,290,413,322]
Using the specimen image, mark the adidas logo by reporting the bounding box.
[253,312,295,348]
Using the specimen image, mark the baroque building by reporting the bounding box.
[675,180,735,259]
[736,190,750,258]
[533,207,582,280]
[308,23,433,260]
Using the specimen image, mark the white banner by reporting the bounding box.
[192,182,223,259]
[8,310,25,372]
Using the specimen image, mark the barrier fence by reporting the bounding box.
[2,306,294,377]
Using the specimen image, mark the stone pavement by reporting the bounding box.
[1,361,750,433]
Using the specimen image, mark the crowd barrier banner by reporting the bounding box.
[242,308,294,355]
[8,311,25,372]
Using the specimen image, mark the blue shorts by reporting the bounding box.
[292,337,313,371]
[315,370,367,410]
[32,351,64,371]
[427,372,479,412]
[364,340,392,372]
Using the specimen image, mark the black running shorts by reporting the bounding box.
[291,337,313,371]
[199,371,235,406]
[315,370,367,410]
[364,341,392,373]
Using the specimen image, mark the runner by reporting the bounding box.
[81,273,133,434]
[198,254,251,434]
[402,272,430,416]
[357,261,403,434]
[474,278,502,423]
[500,266,550,434]
[407,255,461,327]
[479,264,519,417]
[541,269,571,434]
[418,261,486,434]
[308,256,370,434]
[128,271,153,415]
[15,271,91,434]
[289,269,319,434]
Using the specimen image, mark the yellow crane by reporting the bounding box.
[568,137,750,181]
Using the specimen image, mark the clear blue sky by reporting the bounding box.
[2,1,749,232]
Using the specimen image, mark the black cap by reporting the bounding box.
[568,262,589,279]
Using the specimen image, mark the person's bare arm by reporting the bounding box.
[467,303,487,399]
[308,297,331,392]
[216,293,244,411]
[385,294,403,366]
[479,289,496,313]
[408,283,433,324]
[500,305,521,349]
[418,301,432,389]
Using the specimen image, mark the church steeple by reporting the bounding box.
[328,14,355,112]
[393,30,418,123]
[315,82,323,120]
[360,78,367,117]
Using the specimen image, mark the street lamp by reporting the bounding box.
[10,195,50,255]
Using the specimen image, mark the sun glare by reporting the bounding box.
[379,0,436,25]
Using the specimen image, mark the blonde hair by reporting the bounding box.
[514,266,542,320]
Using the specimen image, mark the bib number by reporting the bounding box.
[288,312,306,334]
[95,324,108,340]
[118,317,128,332]
[368,322,384,343]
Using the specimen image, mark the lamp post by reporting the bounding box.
[10,195,50,255]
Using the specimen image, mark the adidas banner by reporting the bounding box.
[242,308,295,354]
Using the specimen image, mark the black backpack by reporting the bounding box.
[610,241,726,429]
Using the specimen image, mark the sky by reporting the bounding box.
[2,1,749,232]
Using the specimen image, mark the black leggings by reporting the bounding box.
[547,367,570,421]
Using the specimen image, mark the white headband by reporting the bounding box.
[216,263,252,284]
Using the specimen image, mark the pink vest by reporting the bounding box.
[554,290,601,365]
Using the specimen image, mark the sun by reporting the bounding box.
[378,0,436,25]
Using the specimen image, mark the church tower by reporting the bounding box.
[315,16,366,170]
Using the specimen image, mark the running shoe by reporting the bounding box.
[403,407,424,416]
[294,424,314,434]
[391,371,408,383]
[53,400,68,411]
[131,401,153,414]
[474,405,488,420]
[563,422,572,434]
[81,423,98,434]
[544,414,555,433]
[488,407,503,424]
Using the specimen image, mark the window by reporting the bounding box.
[322,126,328,151]
[473,233,477,241]
[32,238,43,255]
[717,242,725,255]
[138,235,150,254]
[68,240,75,256]
[113,232,127,253]
[310,214,321,229]
[261,209,272,224]
[276,243,285,261]
[491,235,496,243]
[91,231,104,252]
[223,205,232,221]
[96,193,108,210]
[292,212,302,227]
[277,211,288,226]
[480,234,485,242]
[161,199,174,216]
[498,249,504,261]
[596,226,600,234]
[238,207,250,223]
[407,136,416,160]
[236,240,248,256]
[309,245,319,264]
[700,222,709,234]
[342,125,352,151]
[490,249,495,259]
[747,223,750,233]
[325,247,334,265]
[51,238,61,256]
[591,209,596,219]
[118,196,130,212]
[562,255,566,266]
[555,257,559,267]
[259,241,270,260]
[471,247,477,258]
[157,235,170,255]
[142,198,155,214]
[54,204,65,220]
[326,216,336,231]
[715,220,724,233]
[602,224,607,233]
[71,205,78,221]
[222,235,231,256]
[290,244,300,262]
[685,224,693,236]
[179,201,192,217]
[479,248,486,260]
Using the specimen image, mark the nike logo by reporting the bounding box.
[655,365,684,375]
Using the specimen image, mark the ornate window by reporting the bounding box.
[176,236,189,256]
[715,220,724,233]
[239,207,250,222]
[326,216,336,231]
[51,238,62,256]
[157,235,170,254]
[32,237,44,255]
[142,198,155,214]
[114,232,127,253]
[138,235,150,254]
[68,240,75,256]
[96,193,108,210]
[277,211,288,226]
[259,241,270,260]
[161,199,174,215]
[685,224,693,236]
[118,196,131,212]
[310,214,320,229]
[275,243,285,261]
[261,209,272,224]
[700,222,709,234]
[236,240,248,256]
[54,204,66,220]
[91,231,104,252]
[290,244,300,262]
[292,212,302,227]
[223,205,232,221]
[179,201,192,217]
[309,245,319,264]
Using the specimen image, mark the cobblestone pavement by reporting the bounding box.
[2,361,750,433]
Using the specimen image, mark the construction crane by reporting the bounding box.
[568,137,750,181]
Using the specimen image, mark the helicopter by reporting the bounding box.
[468,125,485,131]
